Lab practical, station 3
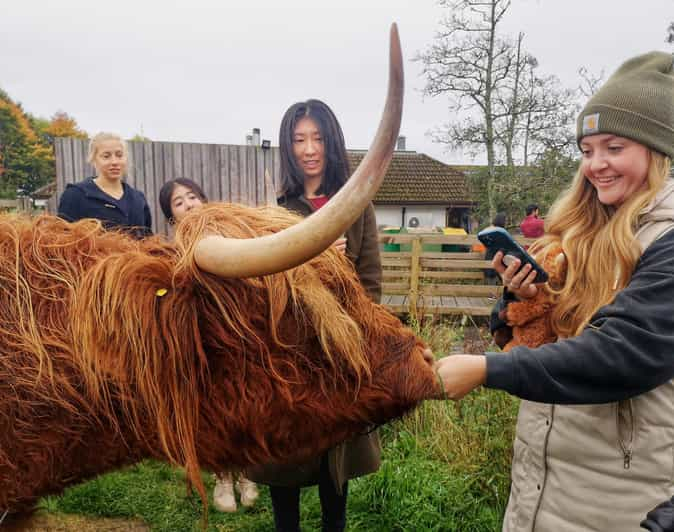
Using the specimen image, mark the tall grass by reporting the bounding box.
[40,319,518,531]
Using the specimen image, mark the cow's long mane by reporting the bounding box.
[0,205,381,511]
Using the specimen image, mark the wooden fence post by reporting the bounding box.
[409,237,421,320]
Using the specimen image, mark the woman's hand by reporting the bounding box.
[434,355,487,400]
[333,236,347,254]
[492,251,538,299]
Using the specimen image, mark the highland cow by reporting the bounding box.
[0,25,439,518]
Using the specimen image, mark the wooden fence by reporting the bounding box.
[54,138,282,235]
[379,232,534,319]
[0,198,34,212]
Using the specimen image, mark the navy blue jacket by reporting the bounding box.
[486,229,674,404]
[58,177,152,238]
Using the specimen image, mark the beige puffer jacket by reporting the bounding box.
[504,180,674,532]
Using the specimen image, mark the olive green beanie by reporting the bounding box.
[577,51,674,159]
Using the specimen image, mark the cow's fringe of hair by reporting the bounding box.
[173,204,371,391]
[0,205,374,517]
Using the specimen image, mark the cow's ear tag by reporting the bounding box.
[155,288,168,297]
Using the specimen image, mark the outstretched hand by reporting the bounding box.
[434,355,487,400]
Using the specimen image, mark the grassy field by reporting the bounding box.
[36,320,518,531]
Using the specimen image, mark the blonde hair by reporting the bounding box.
[87,132,128,165]
[532,150,671,338]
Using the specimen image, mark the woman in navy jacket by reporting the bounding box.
[58,132,152,238]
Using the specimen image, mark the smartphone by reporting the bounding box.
[477,227,548,284]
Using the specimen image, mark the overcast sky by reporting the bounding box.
[2,0,672,164]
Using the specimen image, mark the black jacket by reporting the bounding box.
[486,229,674,404]
[58,177,152,238]
[642,496,674,531]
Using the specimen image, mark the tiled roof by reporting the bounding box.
[347,150,472,205]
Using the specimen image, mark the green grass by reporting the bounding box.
[40,321,518,531]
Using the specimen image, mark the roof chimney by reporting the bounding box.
[396,135,406,151]
[252,128,261,146]
[245,134,253,146]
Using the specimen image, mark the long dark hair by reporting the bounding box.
[159,178,208,223]
[278,99,350,199]
[492,212,506,228]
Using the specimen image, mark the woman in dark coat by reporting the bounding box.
[248,99,382,532]
[57,132,152,238]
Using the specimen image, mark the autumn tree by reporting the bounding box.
[44,111,88,141]
[0,91,54,197]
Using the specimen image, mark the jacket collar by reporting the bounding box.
[77,177,129,202]
[75,177,131,216]
[640,178,674,224]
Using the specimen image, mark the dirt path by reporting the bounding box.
[2,511,149,531]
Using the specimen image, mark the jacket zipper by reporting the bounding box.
[616,399,635,469]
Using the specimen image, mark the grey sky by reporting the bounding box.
[1,0,672,164]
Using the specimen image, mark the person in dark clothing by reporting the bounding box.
[435,51,674,531]
[519,203,544,238]
[642,497,674,531]
[57,132,152,238]
[483,212,507,284]
[246,99,381,532]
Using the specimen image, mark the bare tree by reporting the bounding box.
[667,22,674,44]
[577,66,604,99]
[494,32,526,171]
[416,0,515,217]
[417,0,582,221]
[520,69,578,165]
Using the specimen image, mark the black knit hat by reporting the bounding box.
[577,51,674,159]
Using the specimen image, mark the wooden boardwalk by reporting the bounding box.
[381,294,496,316]
[379,232,532,318]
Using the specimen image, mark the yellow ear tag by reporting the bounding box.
[155,288,168,297]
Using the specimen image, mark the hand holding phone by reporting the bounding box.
[477,227,548,284]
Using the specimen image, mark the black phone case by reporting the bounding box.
[477,227,549,284]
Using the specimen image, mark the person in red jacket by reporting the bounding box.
[519,203,545,238]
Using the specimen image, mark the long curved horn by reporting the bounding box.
[194,23,404,278]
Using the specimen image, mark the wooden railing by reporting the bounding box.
[378,232,534,319]
[0,198,35,212]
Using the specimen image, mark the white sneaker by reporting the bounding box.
[236,477,259,507]
[213,476,237,513]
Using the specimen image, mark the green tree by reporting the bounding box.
[0,91,54,197]
[130,133,151,142]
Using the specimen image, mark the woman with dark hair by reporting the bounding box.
[158,177,260,514]
[158,177,208,225]
[276,98,381,295]
[248,99,382,532]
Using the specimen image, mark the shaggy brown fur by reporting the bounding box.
[0,203,438,516]
[503,247,567,351]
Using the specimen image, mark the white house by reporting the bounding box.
[347,150,474,231]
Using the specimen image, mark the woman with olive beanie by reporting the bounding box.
[435,51,674,531]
